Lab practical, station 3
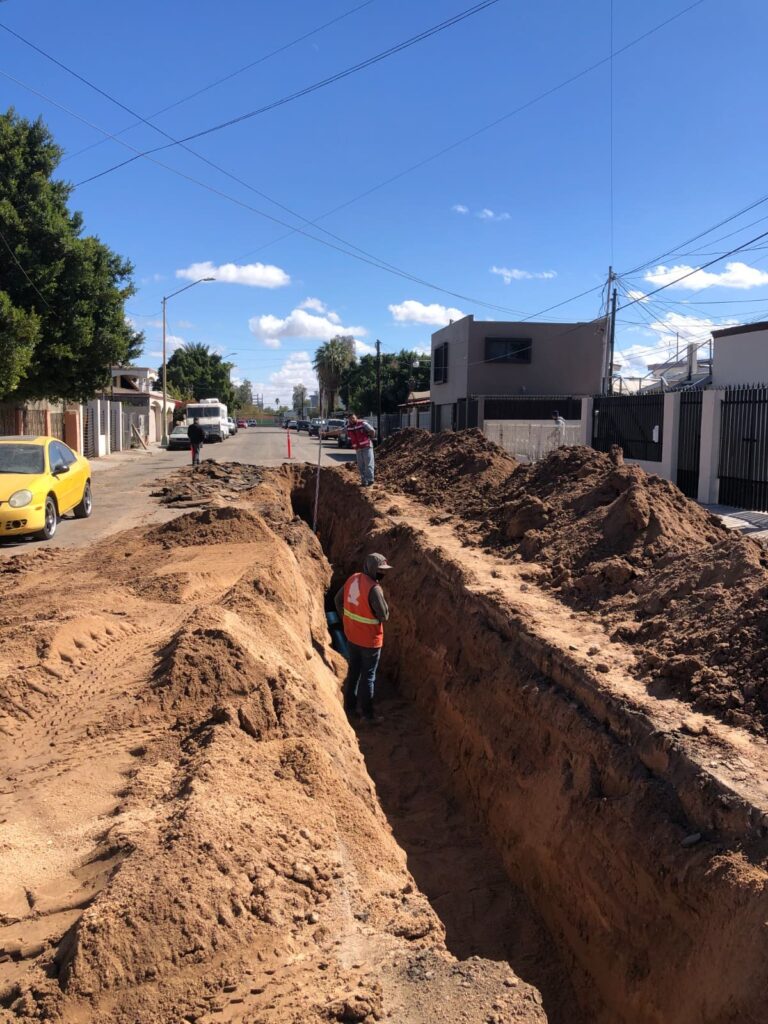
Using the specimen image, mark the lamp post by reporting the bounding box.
[161,276,215,446]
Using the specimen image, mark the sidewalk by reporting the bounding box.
[705,504,768,543]
[88,446,160,473]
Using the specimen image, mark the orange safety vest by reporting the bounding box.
[342,573,384,649]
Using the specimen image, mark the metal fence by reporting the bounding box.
[482,395,582,421]
[484,421,581,462]
[718,385,768,510]
[592,394,664,462]
[676,391,703,498]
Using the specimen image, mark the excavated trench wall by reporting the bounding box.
[291,467,768,1024]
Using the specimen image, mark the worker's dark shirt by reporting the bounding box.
[334,576,389,625]
[187,424,205,445]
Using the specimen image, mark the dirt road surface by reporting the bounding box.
[0,428,351,558]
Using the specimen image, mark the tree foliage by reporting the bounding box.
[233,379,253,410]
[313,335,356,413]
[340,349,431,415]
[292,384,307,414]
[162,343,234,407]
[0,109,143,401]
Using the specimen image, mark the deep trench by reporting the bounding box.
[289,469,768,1024]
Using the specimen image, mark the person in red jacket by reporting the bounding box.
[346,413,376,486]
[334,552,392,722]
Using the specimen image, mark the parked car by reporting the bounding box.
[236,418,248,429]
[247,419,257,427]
[296,419,312,433]
[167,424,192,451]
[308,418,326,437]
[227,417,238,435]
[0,436,92,542]
[320,418,346,441]
[286,420,298,430]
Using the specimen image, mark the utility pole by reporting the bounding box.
[608,286,618,394]
[375,339,382,440]
[161,296,168,445]
[602,267,614,394]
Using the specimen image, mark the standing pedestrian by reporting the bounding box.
[334,553,392,723]
[549,410,566,448]
[187,417,205,466]
[347,413,376,486]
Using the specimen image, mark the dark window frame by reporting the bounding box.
[484,337,533,365]
[433,342,449,384]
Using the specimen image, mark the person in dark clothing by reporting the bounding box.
[334,552,391,723]
[187,418,205,465]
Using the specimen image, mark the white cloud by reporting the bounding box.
[176,260,290,288]
[252,351,318,408]
[452,204,469,214]
[616,312,737,375]
[165,334,186,352]
[478,208,510,222]
[356,339,376,356]
[177,319,194,329]
[627,289,648,303]
[643,261,768,292]
[248,307,367,350]
[299,297,326,312]
[388,299,465,326]
[491,266,557,284]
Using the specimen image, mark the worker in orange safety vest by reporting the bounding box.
[334,552,392,723]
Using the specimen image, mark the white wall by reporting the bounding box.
[713,329,768,387]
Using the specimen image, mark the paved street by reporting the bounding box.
[0,427,353,558]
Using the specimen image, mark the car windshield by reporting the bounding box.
[172,425,187,434]
[328,420,345,427]
[188,405,221,419]
[0,443,45,474]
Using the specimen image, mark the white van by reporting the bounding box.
[186,399,229,442]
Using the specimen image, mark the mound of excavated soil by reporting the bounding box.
[375,431,768,734]
[488,445,768,732]
[151,461,263,506]
[374,428,517,511]
[0,475,545,1024]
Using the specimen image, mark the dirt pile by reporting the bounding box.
[487,444,768,732]
[151,460,263,506]
[374,428,517,512]
[0,475,545,1023]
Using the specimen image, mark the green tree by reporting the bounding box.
[162,343,234,408]
[340,349,430,414]
[292,384,307,415]
[0,109,143,400]
[313,335,355,413]
[233,379,253,409]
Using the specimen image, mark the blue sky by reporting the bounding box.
[3,0,768,403]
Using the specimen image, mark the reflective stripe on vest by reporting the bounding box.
[343,572,383,649]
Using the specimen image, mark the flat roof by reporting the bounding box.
[712,320,768,339]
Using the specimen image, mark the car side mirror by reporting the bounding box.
[53,464,70,475]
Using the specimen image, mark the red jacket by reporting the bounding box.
[348,421,373,449]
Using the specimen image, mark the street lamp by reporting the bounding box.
[161,276,215,446]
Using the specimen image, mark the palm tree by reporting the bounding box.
[313,336,355,414]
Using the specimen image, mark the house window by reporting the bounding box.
[433,342,449,384]
[484,337,532,364]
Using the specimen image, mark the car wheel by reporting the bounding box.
[35,496,58,541]
[73,480,93,519]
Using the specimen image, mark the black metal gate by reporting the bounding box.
[592,394,664,462]
[676,391,702,498]
[718,385,768,510]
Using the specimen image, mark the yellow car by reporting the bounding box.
[0,436,92,542]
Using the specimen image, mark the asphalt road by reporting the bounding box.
[0,427,354,558]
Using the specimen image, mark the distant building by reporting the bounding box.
[711,320,768,387]
[430,315,607,430]
[105,366,176,444]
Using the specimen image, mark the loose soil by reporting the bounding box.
[377,432,768,736]
[0,471,545,1024]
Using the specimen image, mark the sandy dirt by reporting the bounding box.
[0,469,545,1024]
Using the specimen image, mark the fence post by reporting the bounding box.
[43,408,52,436]
[697,389,722,504]
[476,398,485,430]
[662,392,680,483]
[580,397,593,447]
[14,407,23,434]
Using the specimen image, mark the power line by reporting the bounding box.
[73,0,503,188]
[50,0,379,165]
[0,224,51,309]
[230,0,709,267]
[1,67,535,320]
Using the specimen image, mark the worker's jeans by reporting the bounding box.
[356,445,375,485]
[343,642,381,718]
[191,444,202,465]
